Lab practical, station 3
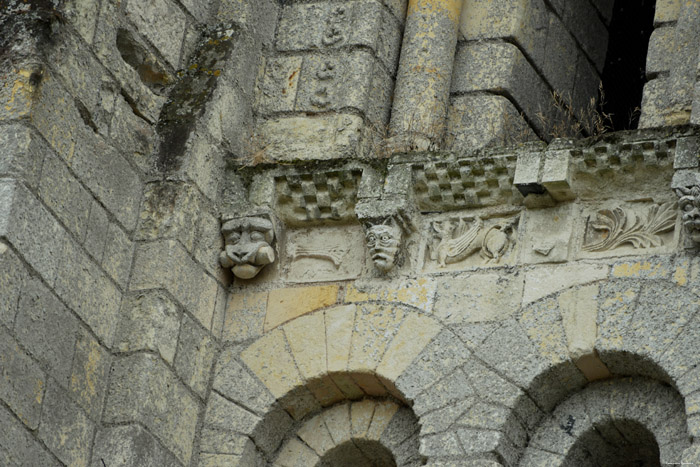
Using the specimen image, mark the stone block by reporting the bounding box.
[298,413,336,455]
[433,271,523,323]
[180,0,214,22]
[564,0,609,72]
[14,278,79,386]
[70,137,142,232]
[257,56,303,114]
[0,241,26,328]
[285,225,365,283]
[522,262,609,305]
[655,0,681,25]
[125,0,187,67]
[63,0,100,43]
[345,277,437,313]
[543,12,577,95]
[199,429,253,456]
[276,438,320,466]
[412,369,474,416]
[377,313,441,381]
[264,285,338,331]
[0,123,46,189]
[420,432,464,458]
[213,348,275,416]
[646,26,675,76]
[83,201,109,263]
[460,0,548,67]
[240,328,304,400]
[446,93,536,152]
[474,320,546,389]
[175,315,217,398]
[92,424,181,467]
[0,180,68,287]
[674,136,700,169]
[69,327,110,421]
[639,78,670,128]
[38,382,95,467]
[102,221,134,288]
[520,204,576,264]
[294,50,393,126]
[0,326,46,429]
[541,149,574,201]
[49,29,117,133]
[276,1,402,72]
[0,404,59,467]
[204,392,261,434]
[38,151,92,242]
[513,151,544,195]
[131,240,218,329]
[115,291,181,364]
[0,66,37,121]
[54,238,122,348]
[108,95,157,175]
[222,290,268,343]
[104,353,200,464]
[451,41,552,132]
[256,113,369,161]
[349,304,406,375]
[193,209,226,283]
[394,329,471,400]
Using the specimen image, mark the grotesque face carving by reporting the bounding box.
[677,186,700,244]
[365,222,402,273]
[220,217,275,279]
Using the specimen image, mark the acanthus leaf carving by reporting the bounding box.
[583,202,676,252]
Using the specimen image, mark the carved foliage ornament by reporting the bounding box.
[583,203,676,252]
[220,216,276,279]
[675,186,700,244]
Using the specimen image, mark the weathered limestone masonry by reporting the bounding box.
[2,0,700,466]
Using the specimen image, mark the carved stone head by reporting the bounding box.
[364,220,402,273]
[220,216,275,279]
[676,186,700,243]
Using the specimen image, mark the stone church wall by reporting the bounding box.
[1,0,700,466]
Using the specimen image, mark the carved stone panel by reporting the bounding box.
[422,212,520,272]
[520,204,577,264]
[578,201,678,258]
[675,185,700,244]
[284,225,365,283]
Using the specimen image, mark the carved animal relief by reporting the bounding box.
[220,216,276,279]
[365,220,402,273]
[430,215,519,267]
[675,186,700,244]
[582,203,676,252]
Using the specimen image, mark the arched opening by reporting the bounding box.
[316,439,397,467]
[563,420,660,466]
[600,0,656,129]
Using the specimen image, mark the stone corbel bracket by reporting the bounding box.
[219,210,279,280]
[514,146,574,205]
[672,137,700,246]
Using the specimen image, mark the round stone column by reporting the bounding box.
[388,0,463,151]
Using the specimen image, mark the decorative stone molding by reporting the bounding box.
[675,185,700,244]
[582,203,676,252]
[220,215,277,279]
[275,169,363,224]
[412,154,518,210]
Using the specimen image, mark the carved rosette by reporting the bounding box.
[220,215,277,279]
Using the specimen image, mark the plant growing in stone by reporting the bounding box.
[537,82,613,139]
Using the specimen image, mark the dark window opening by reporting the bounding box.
[600,0,656,130]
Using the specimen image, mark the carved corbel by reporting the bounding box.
[675,185,700,244]
[220,213,277,279]
[356,199,416,273]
